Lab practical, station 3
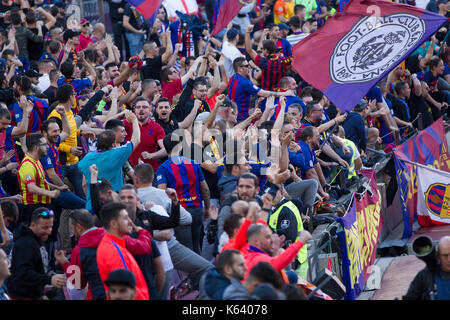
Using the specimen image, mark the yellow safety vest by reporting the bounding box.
[341,138,358,179]
[268,200,308,279]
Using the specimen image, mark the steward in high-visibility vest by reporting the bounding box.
[341,138,358,179]
[268,198,308,279]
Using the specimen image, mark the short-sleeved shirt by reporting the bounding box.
[78,141,134,211]
[156,155,205,209]
[296,0,318,20]
[297,140,317,179]
[124,119,166,171]
[18,154,51,205]
[162,78,183,105]
[254,54,292,91]
[276,38,293,58]
[3,126,20,163]
[420,71,439,93]
[274,0,295,24]
[57,76,92,94]
[12,95,49,136]
[77,33,93,51]
[123,3,147,32]
[228,73,261,121]
[41,137,63,181]
[141,56,163,80]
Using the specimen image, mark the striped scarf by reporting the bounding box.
[178,25,195,58]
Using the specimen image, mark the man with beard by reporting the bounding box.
[17,134,61,225]
[7,207,66,300]
[172,78,211,123]
[96,202,149,300]
[243,224,312,281]
[153,97,199,135]
[124,97,166,171]
[218,173,259,243]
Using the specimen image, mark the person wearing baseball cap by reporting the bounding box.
[24,69,42,86]
[77,18,93,51]
[104,269,137,300]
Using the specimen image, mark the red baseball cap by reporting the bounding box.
[80,18,89,26]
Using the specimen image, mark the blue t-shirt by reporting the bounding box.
[228,73,261,121]
[57,76,92,94]
[78,142,134,211]
[297,140,317,179]
[40,136,63,181]
[435,274,450,300]
[156,155,205,208]
[11,95,49,134]
[260,96,306,121]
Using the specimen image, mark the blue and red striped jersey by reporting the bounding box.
[12,95,49,136]
[255,54,292,91]
[156,155,205,209]
[3,126,20,163]
[228,73,261,121]
[276,38,292,58]
[40,137,63,181]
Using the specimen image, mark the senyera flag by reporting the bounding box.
[125,0,162,25]
[291,0,447,113]
[211,0,249,36]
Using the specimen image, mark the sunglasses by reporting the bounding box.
[38,210,54,218]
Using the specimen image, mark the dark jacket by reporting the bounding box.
[15,25,44,60]
[7,224,52,299]
[218,175,239,203]
[198,267,231,300]
[403,266,441,300]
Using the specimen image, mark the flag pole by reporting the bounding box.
[397,158,450,176]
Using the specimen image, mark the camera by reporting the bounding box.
[411,235,438,269]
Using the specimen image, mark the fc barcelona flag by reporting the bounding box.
[417,166,450,226]
[211,0,247,36]
[125,0,162,25]
[291,0,447,113]
[393,118,450,238]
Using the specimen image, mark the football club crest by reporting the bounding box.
[424,183,450,219]
[330,13,425,84]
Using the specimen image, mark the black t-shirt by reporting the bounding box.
[44,85,58,106]
[142,56,163,80]
[386,92,410,122]
[408,89,434,129]
[191,143,221,200]
[124,3,146,32]
[28,26,48,61]
[106,0,126,21]
[155,113,179,135]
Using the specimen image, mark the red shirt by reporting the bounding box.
[162,78,182,104]
[77,33,93,52]
[124,118,166,171]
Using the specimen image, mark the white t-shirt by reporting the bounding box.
[147,204,174,272]
[222,41,244,79]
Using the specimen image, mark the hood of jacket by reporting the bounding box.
[204,268,232,300]
[78,227,106,248]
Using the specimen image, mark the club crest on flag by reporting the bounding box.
[330,14,425,84]
[425,183,450,219]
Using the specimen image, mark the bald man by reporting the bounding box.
[403,236,450,300]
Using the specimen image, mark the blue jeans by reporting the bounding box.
[62,163,86,200]
[53,190,86,210]
[125,32,145,57]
